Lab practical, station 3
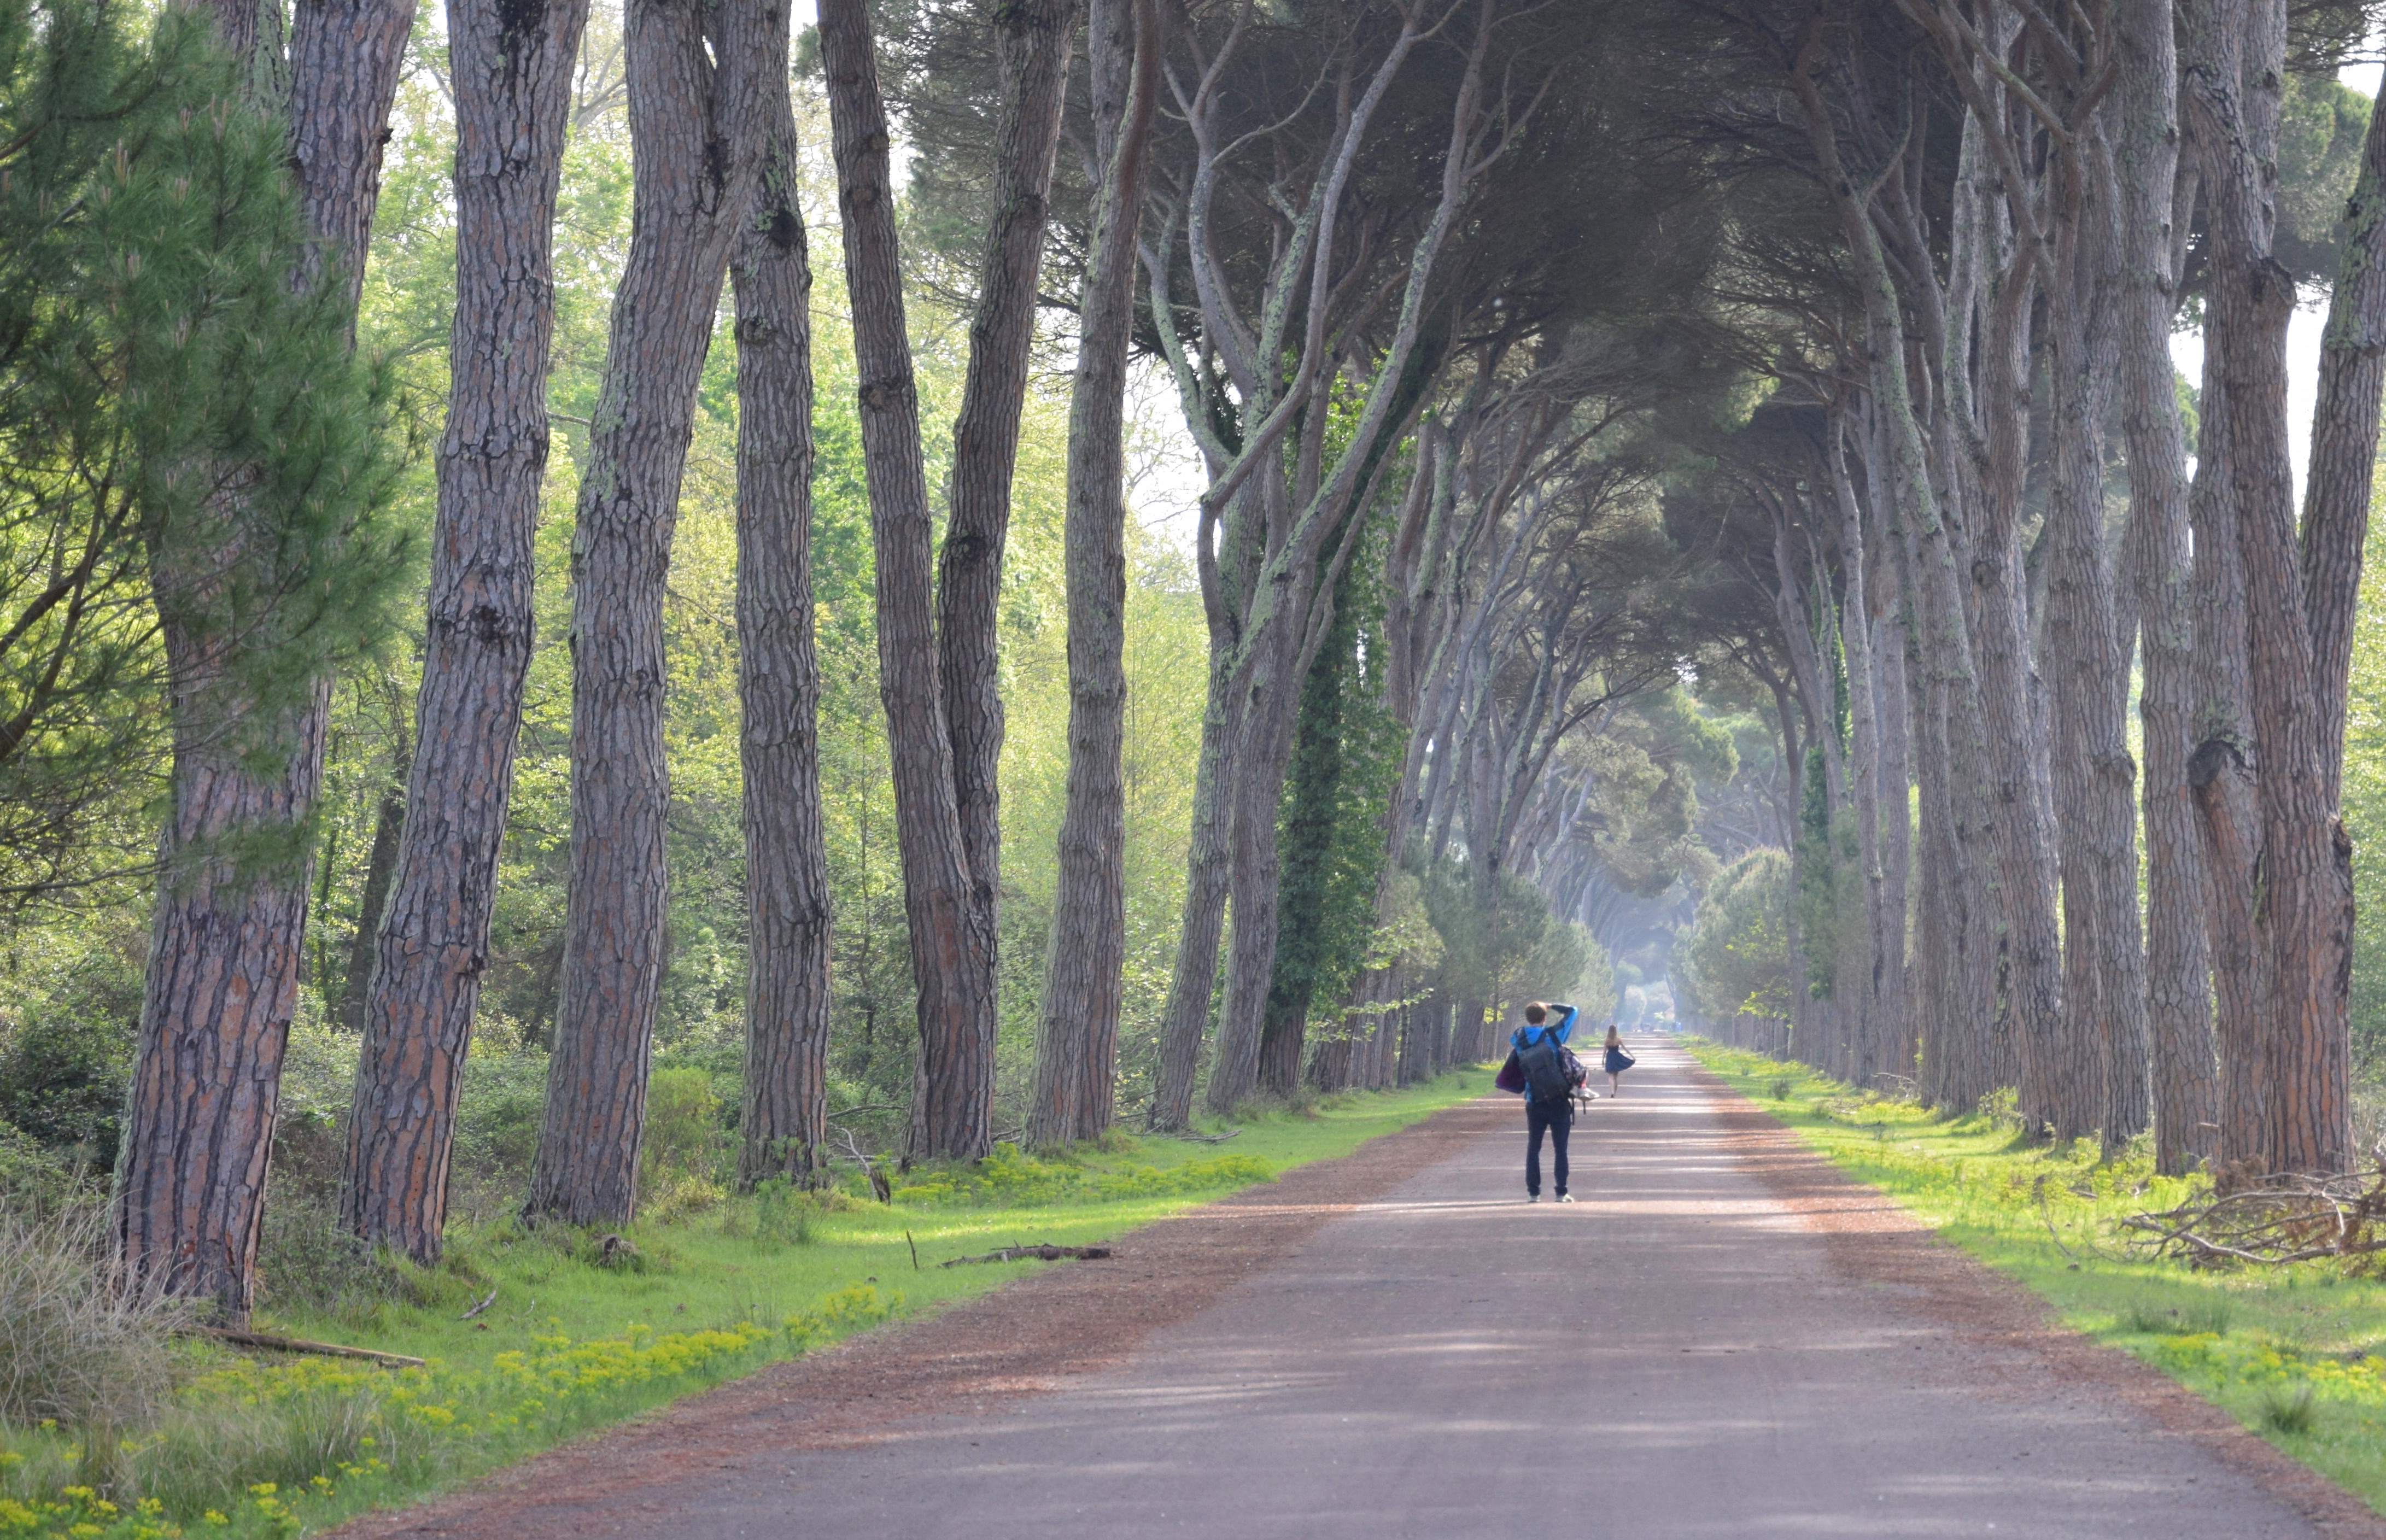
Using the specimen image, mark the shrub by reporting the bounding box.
[0,1203,191,1438]
[449,1044,549,1187]
[0,1123,84,1217]
[641,1068,722,1184]
[720,1176,816,1251]
[254,1189,402,1321]
[2261,1381,2318,1435]
[271,1010,358,1201]
[0,1012,131,1173]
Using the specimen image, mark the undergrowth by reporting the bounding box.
[1687,1041,2386,1516]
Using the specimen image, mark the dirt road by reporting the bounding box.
[350,1043,2383,1538]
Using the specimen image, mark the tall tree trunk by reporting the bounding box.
[820,0,1074,1160]
[1256,581,1360,1097]
[1829,429,1889,1090]
[2041,139,2151,1149]
[117,0,416,1321]
[2114,0,2220,1174]
[2186,0,2353,1173]
[342,0,588,1261]
[1027,0,1157,1150]
[524,0,782,1225]
[1874,610,1915,1076]
[2188,309,2268,1165]
[1964,298,2069,1135]
[1208,616,1305,1112]
[2305,84,2386,806]
[732,79,833,1192]
[819,0,987,1161]
[1148,645,1238,1129]
[931,0,1078,1149]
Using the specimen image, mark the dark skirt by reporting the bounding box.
[1604,1046,1633,1074]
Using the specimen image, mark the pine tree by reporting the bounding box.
[0,5,397,900]
[0,0,410,1320]
[342,0,592,1263]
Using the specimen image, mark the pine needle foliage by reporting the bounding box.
[0,0,412,895]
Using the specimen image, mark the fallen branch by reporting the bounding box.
[940,1243,1113,1267]
[2122,1167,2386,1267]
[192,1327,425,1369]
[459,1287,499,1321]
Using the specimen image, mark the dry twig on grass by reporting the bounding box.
[191,1326,425,1368]
[2121,1168,2386,1267]
[940,1244,1113,1267]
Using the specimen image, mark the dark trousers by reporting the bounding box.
[1525,1096,1571,1197]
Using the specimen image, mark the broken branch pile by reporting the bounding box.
[2121,1169,2386,1267]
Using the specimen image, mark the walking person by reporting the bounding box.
[1603,1022,1636,1099]
[1498,1001,1581,1203]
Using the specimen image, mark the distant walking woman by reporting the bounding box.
[1603,1023,1635,1098]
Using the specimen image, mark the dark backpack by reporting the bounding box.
[1517,1031,1576,1104]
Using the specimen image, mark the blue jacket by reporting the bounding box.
[1510,1003,1578,1052]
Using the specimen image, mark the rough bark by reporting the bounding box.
[1027,0,1157,1150]
[1874,608,1915,1078]
[2185,0,2353,1174]
[2188,302,2268,1164]
[116,0,416,1321]
[342,0,588,1261]
[2302,75,2386,806]
[931,0,1078,1149]
[525,0,782,1225]
[2041,124,2151,1149]
[1828,429,1890,1090]
[1788,43,2050,1127]
[1965,272,2068,1135]
[2114,0,2219,1174]
[732,80,833,1192]
[820,0,1074,1161]
[1209,612,1306,1112]
[1147,639,1238,1130]
[820,0,984,1157]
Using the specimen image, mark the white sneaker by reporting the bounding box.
[1557,1193,1576,1204]
[1527,1193,1540,1203]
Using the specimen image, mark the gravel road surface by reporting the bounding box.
[355,1042,2381,1538]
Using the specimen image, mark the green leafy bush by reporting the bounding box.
[448,1044,549,1186]
[254,1189,402,1322]
[0,944,139,1170]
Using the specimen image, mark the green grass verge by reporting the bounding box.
[1685,1040,2386,1513]
[0,1069,1488,1539]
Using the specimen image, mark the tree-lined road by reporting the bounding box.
[389,1048,2360,1538]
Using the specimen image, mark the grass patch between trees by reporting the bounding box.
[0,1068,1486,1538]
[1686,1040,2386,1515]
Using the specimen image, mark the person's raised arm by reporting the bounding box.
[1551,1004,1578,1043]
